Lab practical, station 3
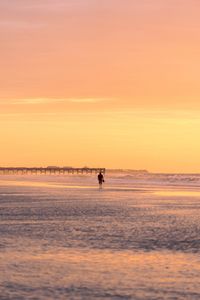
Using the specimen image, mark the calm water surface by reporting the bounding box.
[1,174,200,300]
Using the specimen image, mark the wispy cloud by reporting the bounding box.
[0,0,93,14]
[0,20,44,29]
[0,97,111,105]
[67,98,109,103]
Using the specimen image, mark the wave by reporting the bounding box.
[107,172,200,187]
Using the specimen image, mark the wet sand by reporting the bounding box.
[1,175,200,299]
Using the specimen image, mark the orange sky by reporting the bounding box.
[1,0,200,172]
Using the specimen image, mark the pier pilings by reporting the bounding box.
[0,167,106,175]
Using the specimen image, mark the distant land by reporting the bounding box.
[107,169,149,174]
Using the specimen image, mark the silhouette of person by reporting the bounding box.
[98,172,104,188]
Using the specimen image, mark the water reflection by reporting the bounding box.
[155,190,200,197]
[2,247,200,299]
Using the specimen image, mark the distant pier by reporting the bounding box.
[0,167,106,175]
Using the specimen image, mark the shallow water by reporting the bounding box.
[1,174,200,299]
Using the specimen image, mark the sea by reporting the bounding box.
[1,171,200,300]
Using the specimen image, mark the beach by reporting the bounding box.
[1,173,200,299]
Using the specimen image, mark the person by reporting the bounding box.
[98,172,104,188]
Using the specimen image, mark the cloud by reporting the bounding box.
[67,98,109,103]
[0,97,110,105]
[0,0,93,13]
[0,19,44,29]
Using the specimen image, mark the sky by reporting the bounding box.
[1,0,200,172]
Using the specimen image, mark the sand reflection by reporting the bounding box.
[2,248,200,299]
[155,190,200,197]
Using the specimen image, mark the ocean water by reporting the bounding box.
[1,172,200,300]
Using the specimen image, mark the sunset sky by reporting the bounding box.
[1,0,200,172]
